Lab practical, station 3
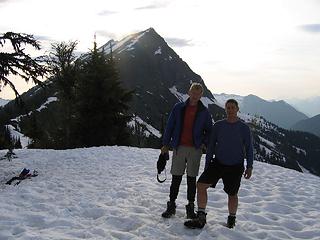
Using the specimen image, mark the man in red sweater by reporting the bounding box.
[161,83,212,219]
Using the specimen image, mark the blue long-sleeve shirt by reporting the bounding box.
[206,119,254,168]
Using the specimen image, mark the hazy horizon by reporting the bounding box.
[1,0,320,101]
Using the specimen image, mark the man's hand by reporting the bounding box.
[161,146,169,154]
[244,168,252,179]
[201,144,207,154]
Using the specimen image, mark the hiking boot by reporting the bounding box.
[227,215,236,228]
[186,203,197,219]
[162,201,176,218]
[184,211,207,229]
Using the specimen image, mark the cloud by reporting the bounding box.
[299,24,320,33]
[135,2,169,10]
[97,10,117,16]
[34,35,52,41]
[165,37,194,47]
[95,30,116,40]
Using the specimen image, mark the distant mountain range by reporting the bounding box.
[292,114,320,137]
[286,96,320,117]
[214,93,309,129]
[1,28,320,176]
[0,98,9,106]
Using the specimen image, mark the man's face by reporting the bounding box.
[188,88,203,103]
[225,102,239,118]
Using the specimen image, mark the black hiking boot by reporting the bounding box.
[226,215,236,228]
[184,211,207,229]
[186,203,197,219]
[162,201,176,218]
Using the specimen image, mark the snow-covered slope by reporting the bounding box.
[213,93,308,129]
[1,146,319,240]
[99,28,151,55]
[213,93,244,108]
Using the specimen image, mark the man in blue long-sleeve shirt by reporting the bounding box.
[185,99,253,229]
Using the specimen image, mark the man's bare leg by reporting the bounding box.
[197,182,212,209]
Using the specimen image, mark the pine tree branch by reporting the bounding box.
[0,32,48,100]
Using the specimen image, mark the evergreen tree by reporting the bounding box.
[14,136,22,149]
[49,41,78,100]
[0,125,22,150]
[0,32,48,101]
[0,125,12,150]
[75,42,132,147]
[132,116,147,147]
[48,41,79,148]
[24,113,43,148]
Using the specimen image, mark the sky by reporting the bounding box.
[0,0,320,101]
[1,146,320,239]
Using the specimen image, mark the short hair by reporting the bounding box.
[225,99,239,108]
[189,83,203,93]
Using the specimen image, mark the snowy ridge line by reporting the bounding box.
[0,146,319,239]
[297,161,311,173]
[213,93,244,108]
[128,115,161,138]
[169,85,217,107]
[36,97,58,112]
[10,112,31,123]
[5,124,31,148]
[117,31,147,54]
[169,86,188,102]
[259,144,272,156]
[258,136,276,148]
[102,28,151,55]
[11,96,58,123]
[8,96,58,148]
[293,146,307,155]
[239,112,280,131]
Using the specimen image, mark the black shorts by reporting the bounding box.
[198,161,244,196]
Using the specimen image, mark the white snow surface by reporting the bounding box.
[0,146,319,240]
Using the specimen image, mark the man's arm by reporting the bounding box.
[203,112,213,148]
[205,124,217,169]
[244,125,254,179]
[161,104,178,152]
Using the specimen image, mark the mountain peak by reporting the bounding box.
[144,27,156,33]
[99,28,161,55]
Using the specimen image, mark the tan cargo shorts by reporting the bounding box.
[170,145,203,177]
